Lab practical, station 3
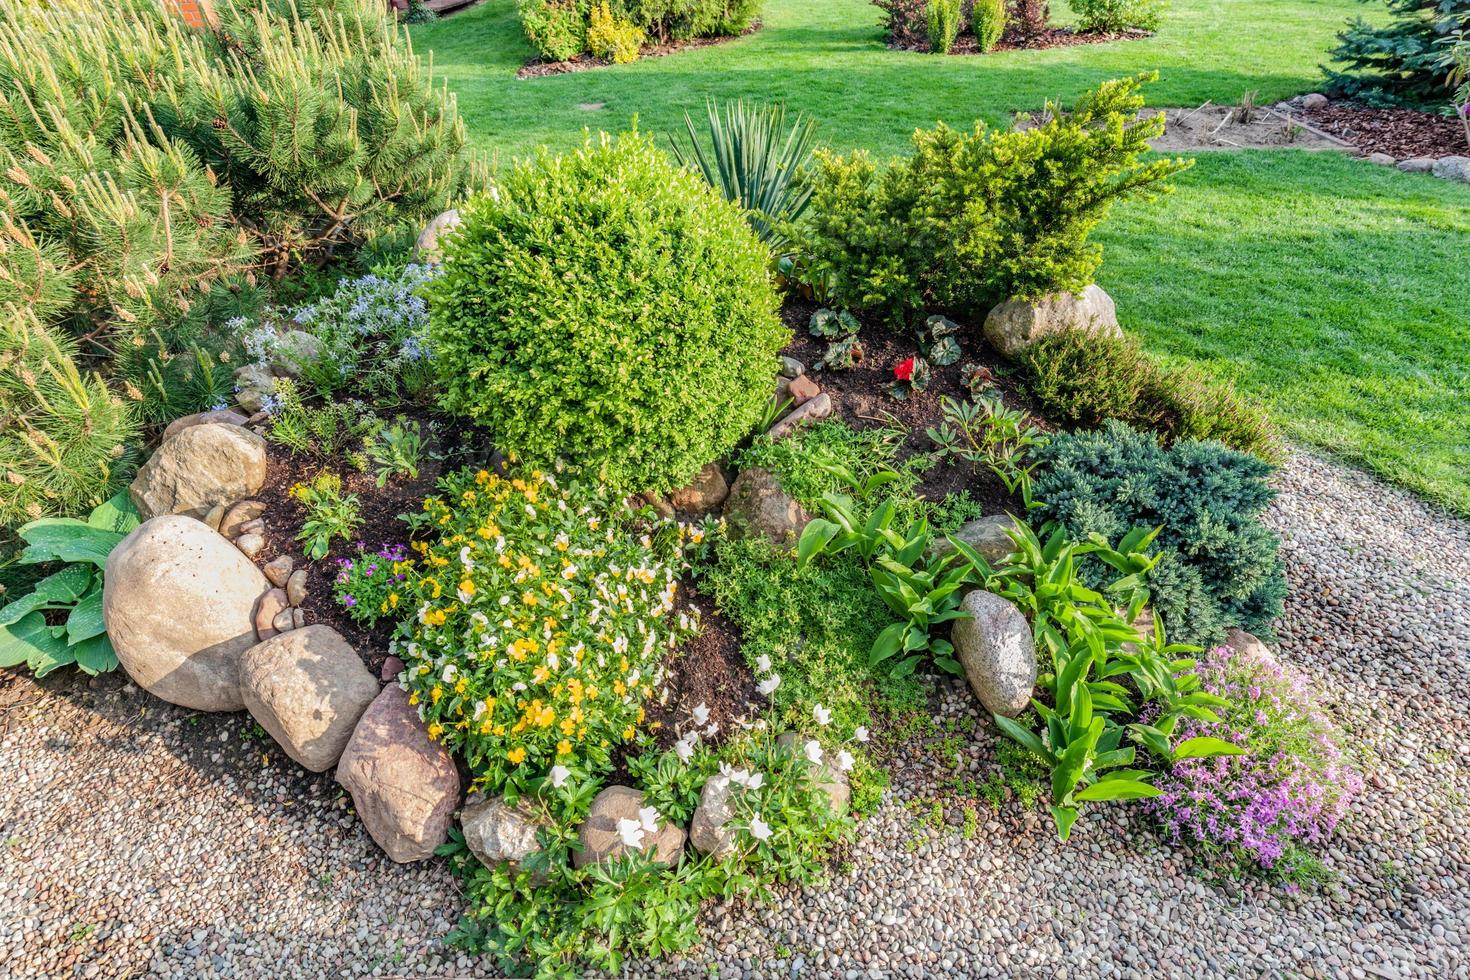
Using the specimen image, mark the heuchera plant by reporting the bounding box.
[1146,643,1362,874]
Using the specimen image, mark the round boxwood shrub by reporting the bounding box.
[427,130,788,495]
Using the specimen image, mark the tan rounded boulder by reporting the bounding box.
[952,589,1036,718]
[130,423,268,520]
[239,626,379,772]
[723,468,811,548]
[102,515,268,711]
[573,785,686,869]
[336,685,460,863]
[982,284,1121,359]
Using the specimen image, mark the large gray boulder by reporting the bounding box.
[129,423,268,520]
[1431,156,1470,183]
[982,284,1121,359]
[723,468,811,548]
[102,515,268,711]
[573,786,686,869]
[952,590,1036,718]
[929,514,1017,566]
[462,794,550,883]
[239,626,378,772]
[337,685,461,863]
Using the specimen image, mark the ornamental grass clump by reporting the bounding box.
[390,466,705,793]
[427,130,788,495]
[1146,643,1361,876]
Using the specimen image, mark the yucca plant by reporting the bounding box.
[669,98,817,253]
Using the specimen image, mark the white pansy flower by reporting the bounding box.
[638,806,661,834]
[550,765,570,788]
[813,703,831,726]
[692,703,711,726]
[616,818,645,849]
[749,814,772,842]
[803,740,823,765]
[757,673,781,696]
[836,750,855,772]
[459,546,474,568]
[755,654,772,674]
[854,726,870,743]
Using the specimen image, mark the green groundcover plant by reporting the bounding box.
[427,130,788,496]
[1032,420,1287,647]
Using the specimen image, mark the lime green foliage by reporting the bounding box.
[288,473,363,561]
[0,492,139,678]
[927,0,962,53]
[1016,329,1280,461]
[266,381,381,460]
[737,419,933,519]
[1033,421,1287,647]
[1097,151,1470,515]
[428,131,787,495]
[802,74,1190,322]
[1072,0,1166,32]
[588,3,646,62]
[0,311,138,530]
[518,0,588,61]
[669,99,818,252]
[972,0,1006,51]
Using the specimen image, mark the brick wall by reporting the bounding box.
[169,0,216,29]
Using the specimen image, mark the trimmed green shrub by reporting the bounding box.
[801,73,1190,324]
[1071,0,1166,32]
[520,0,759,60]
[972,0,1007,50]
[1324,0,1470,107]
[519,0,589,60]
[588,2,646,61]
[928,0,962,52]
[1032,421,1287,647]
[427,131,788,495]
[1016,329,1281,461]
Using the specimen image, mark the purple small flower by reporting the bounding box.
[344,595,357,607]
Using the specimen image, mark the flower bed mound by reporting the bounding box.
[517,22,760,78]
[1303,101,1469,160]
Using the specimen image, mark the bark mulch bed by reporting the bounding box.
[889,27,1148,56]
[517,23,759,79]
[1302,101,1470,160]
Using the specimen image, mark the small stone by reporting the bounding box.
[380,655,405,683]
[669,463,730,514]
[1301,92,1328,110]
[219,500,266,539]
[1397,157,1434,174]
[255,588,289,640]
[689,775,739,859]
[291,607,305,629]
[236,518,265,538]
[723,468,812,547]
[272,608,296,633]
[203,503,226,532]
[232,363,275,414]
[787,374,820,405]
[780,356,805,378]
[1366,153,1395,166]
[768,392,833,442]
[414,209,461,264]
[268,330,323,378]
[928,515,1017,565]
[627,492,674,519]
[461,795,550,883]
[263,556,294,588]
[285,569,308,606]
[235,533,265,559]
[952,590,1036,718]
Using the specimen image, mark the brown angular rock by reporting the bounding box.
[255,588,289,641]
[722,468,811,548]
[786,374,820,405]
[767,392,833,442]
[219,500,266,539]
[336,685,461,863]
[668,463,730,514]
[129,423,268,520]
[573,785,686,869]
[161,409,248,443]
[263,556,294,588]
[461,795,550,883]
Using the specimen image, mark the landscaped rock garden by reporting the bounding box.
[3,2,1458,975]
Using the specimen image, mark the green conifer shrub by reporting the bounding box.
[1031,421,1287,647]
[972,0,1007,51]
[427,131,788,495]
[1324,0,1470,106]
[801,73,1190,324]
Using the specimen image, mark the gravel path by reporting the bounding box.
[2,450,1467,979]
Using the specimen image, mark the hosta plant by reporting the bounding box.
[0,492,139,677]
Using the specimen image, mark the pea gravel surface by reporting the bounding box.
[2,450,1467,979]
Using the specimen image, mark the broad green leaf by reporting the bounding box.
[992,714,1053,763]
[71,633,118,675]
[796,519,840,569]
[1074,778,1161,802]
[18,521,126,567]
[868,621,906,666]
[1173,736,1247,760]
[0,612,69,671]
[30,633,77,677]
[66,587,107,643]
[0,564,93,625]
[88,491,141,534]
[1050,805,1079,841]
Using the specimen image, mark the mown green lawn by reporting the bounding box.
[413,0,1470,515]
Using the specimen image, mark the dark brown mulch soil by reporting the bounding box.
[250,406,495,677]
[890,27,1147,56]
[778,298,1035,518]
[1303,102,1470,160]
[517,23,760,79]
